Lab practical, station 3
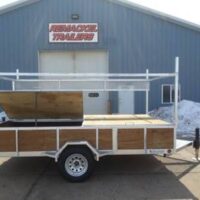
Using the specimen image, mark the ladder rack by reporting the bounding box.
[0,71,175,92]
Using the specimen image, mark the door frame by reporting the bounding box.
[118,91,135,114]
[38,49,110,72]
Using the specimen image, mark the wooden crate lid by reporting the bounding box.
[0,92,83,120]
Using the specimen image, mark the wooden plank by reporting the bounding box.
[60,129,96,148]
[0,131,16,152]
[84,114,151,120]
[83,114,171,126]
[147,128,174,149]
[0,92,83,120]
[83,119,170,126]
[99,129,112,150]
[18,130,56,151]
[118,129,144,149]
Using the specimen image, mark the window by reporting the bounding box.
[162,84,181,104]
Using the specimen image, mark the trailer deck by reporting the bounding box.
[83,114,171,126]
[0,114,174,158]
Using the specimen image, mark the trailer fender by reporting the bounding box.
[55,141,100,162]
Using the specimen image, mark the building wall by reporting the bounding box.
[0,0,200,113]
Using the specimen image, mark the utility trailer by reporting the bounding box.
[0,58,181,182]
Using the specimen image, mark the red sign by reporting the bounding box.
[49,23,98,43]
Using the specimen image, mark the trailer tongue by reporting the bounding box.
[176,139,192,151]
[0,57,188,182]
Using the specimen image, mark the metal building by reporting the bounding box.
[0,0,200,114]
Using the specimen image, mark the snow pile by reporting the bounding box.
[150,100,200,137]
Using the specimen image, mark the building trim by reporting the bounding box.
[0,0,40,15]
[109,0,200,33]
[0,0,200,33]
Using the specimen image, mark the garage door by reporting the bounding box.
[39,51,109,114]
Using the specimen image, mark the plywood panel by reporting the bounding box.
[147,128,174,149]
[18,130,56,151]
[0,131,16,152]
[0,92,83,120]
[118,129,144,149]
[60,129,96,148]
[0,92,35,119]
[37,92,83,119]
[83,114,171,126]
[99,129,112,150]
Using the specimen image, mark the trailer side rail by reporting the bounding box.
[0,123,175,160]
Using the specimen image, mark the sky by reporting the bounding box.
[0,0,200,25]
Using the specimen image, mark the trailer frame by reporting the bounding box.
[0,57,179,181]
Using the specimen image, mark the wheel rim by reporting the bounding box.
[65,153,89,177]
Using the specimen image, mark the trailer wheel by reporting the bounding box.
[57,146,95,182]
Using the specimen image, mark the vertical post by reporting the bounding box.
[144,128,147,154]
[96,128,99,150]
[112,128,118,152]
[12,69,19,91]
[58,80,61,90]
[174,57,179,151]
[12,81,15,91]
[56,128,60,151]
[15,69,20,91]
[15,129,19,156]
[16,69,19,80]
[174,57,179,126]
[146,69,149,114]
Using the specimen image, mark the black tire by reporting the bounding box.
[57,146,96,182]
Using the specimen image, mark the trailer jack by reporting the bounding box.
[193,128,200,161]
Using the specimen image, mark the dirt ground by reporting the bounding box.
[0,146,199,200]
